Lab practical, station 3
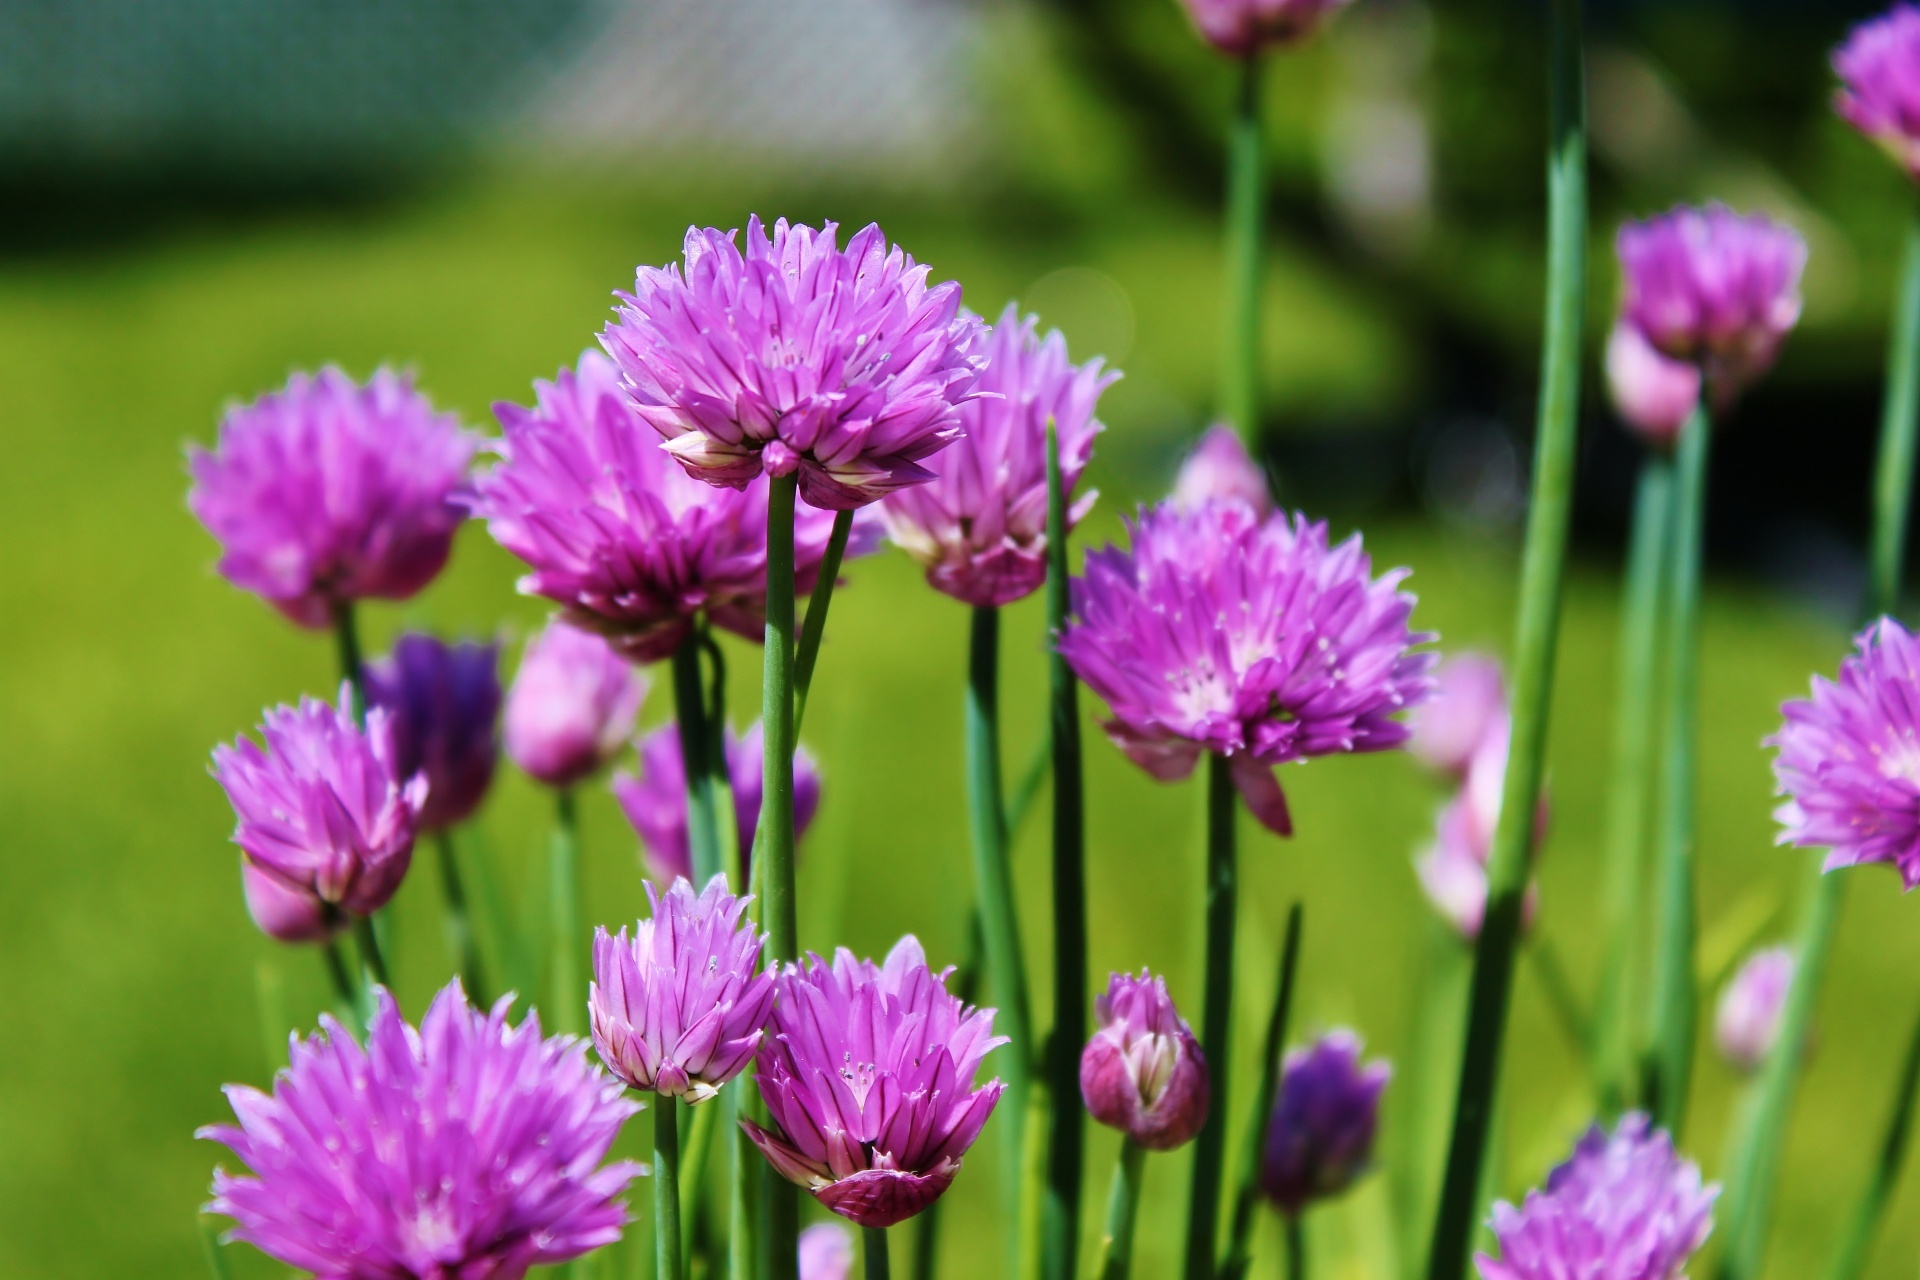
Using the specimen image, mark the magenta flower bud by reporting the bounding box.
[1080,970,1210,1151]
[1171,424,1272,516]
[1716,946,1796,1074]
[200,981,642,1280]
[1414,720,1545,939]
[1407,653,1508,779]
[1771,617,1920,887]
[211,684,426,929]
[1176,0,1353,58]
[590,875,776,1102]
[1616,205,1806,398]
[1835,6,1920,181]
[364,633,501,832]
[600,217,985,510]
[744,937,1007,1228]
[799,1224,855,1280]
[613,720,821,885]
[880,304,1116,607]
[1060,501,1433,837]
[239,859,340,943]
[1605,321,1703,450]
[1476,1114,1717,1280]
[1260,1030,1390,1215]
[504,621,647,788]
[188,367,477,628]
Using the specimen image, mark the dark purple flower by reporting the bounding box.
[1176,0,1353,56]
[1605,322,1703,450]
[799,1223,855,1280]
[880,304,1116,607]
[1716,946,1796,1074]
[188,367,477,628]
[1476,1114,1717,1280]
[1408,652,1509,780]
[613,720,822,885]
[600,217,985,510]
[590,875,776,1103]
[200,981,642,1280]
[470,351,879,663]
[1060,501,1434,836]
[504,621,648,788]
[1835,5,1920,180]
[743,937,1006,1228]
[1171,424,1272,517]
[1260,1030,1390,1215]
[211,684,425,934]
[1080,969,1210,1151]
[364,633,501,832]
[1770,617,1920,887]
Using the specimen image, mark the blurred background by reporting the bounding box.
[0,0,1912,1276]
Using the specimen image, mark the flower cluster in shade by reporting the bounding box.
[365,633,501,832]
[881,304,1116,607]
[742,936,1006,1228]
[1605,322,1702,450]
[1835,5,1920,181]
[590,875,775,1103]
[799,1224,855,1280]
[1770,617,1920,888]
[600,217,985,510]
[1061,501,1433,837]
[614,720,821,885]
[1080,969,1210,1150]
[505,621,648,788]
[470,350,879,663]
[188,367,477,628]
[1176,0,1354,58]
[200,981,642,1280]
[1615,204,1806,400]
[1716,946,1796,1074]
[1260,1030,1390,1216]
[211,684,426,943]
[1172,425,1272,517]
[1475,1113,1717,1280]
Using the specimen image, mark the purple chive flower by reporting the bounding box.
[1770,617,1920,887]
[200,980,642,1279]
[1060,502,1433,837]
[1171,424,1273,517]
[590,874,776,1102]
[1606,321,1704,450]
[600,217,985,510]
[1716,946,1797,1074]
[613,721,822,885]
[1616,205,1807,397]
[1414,721,1545,939]
[1177,0,1353,56]
[743,937,1007,1229]
[364,633,501,832]
[1836,6,1920,181]
[1260,1030,1390,1216]
[470,351,879,663]
[1080,970,1211,1151]
[1476,1114,1717,1280]
[880,304,1116,607]
[1408,652,1509,780]
[211,684,426,936]
[504,621,648,788]
[188,367,477,628]
[800,1223,855,1280]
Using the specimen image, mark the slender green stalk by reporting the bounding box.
[1286,1217,1306,1280]
[199,1215,235,1280]
[1221,54,1265,440]
[672,634,725,884]
[435,830,487,1003]
[1872,215,1920,615]
[1641,403,1710,1135]
[1019,1069,1053,1280]
[1222,903,1305,1280]
[1592,454,1676,1113]
[1042,422,1087,1280]
[549,787,584,1037]
[1094,1140,1148,1280]
[1184,753,1238,1280]
[1826,991,1920,1280]
[865,1228,892,1280]
[680,1101,718,1274]
[762,471,801,1280]
[332,601,367,721]
[794,510,855,735]
[322,937,361,1030]
[655,1098,685,1280]
[729,1079,763,1280]
[1006,734,1052,838]
[1526,937,1590,1066]
[351,913,390,991]
[1424,3,1584,1277]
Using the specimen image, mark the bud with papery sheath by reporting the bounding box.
[1080,969,1210,1150]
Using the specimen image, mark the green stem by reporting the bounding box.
[1423,2,1584,1276]
[865,1227,892,1280]
[655,1097,685,1280]
[1042,421,1087,1280]
[1592,453,1676,1113]
[1222,903,1305,1280]
[321,937,360,1030]
[1526,937,1590,1067]
[1221,54,1265,440]
[762,472,800,1280]
[680,1099,717,1275]
[1872,214,1920,613]
[794,509,855,737]
[1642,403,1710,1135]
[1184,753,1238,1280]
[331,600,366,723]
[1095,1141,1148,1280]
[350,913,390,992]
[1826,991,1920,1280]
[1286,1216,1306,1280]
[1006,733,1052,838]
[550,787,583,1037]
[199,1216,235,1280]
[673,633,724,885]
[435,830,488,1004]
[729,1078,763,1280]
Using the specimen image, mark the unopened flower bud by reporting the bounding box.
[1715,946,1795,1074]
[1171,424,1272,516]
[1080,969,1210,1150]
[504,621,646,788]
[1260,1030,1389,1215]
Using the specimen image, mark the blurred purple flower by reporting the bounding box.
[200,981,642,1280]
[1171,424,1272,517]
[1836,5,1920,180]
[471,351,879,663]
[1176,0,1353,57]
[1716,946,1796,1074]
[1605,322,1703,450]
[1476,1114,1717,1280]
[601,217,985,510]
[364,633,501,832]
[881,304,1116,607]
[1060,501,1433,837]
[799,1223,855,1280]
[1080,969,1210,1151]
[188,367,476,628]
[743,936,1006,1228]
[504,621,647,788]
[1260,1030,1390,1216]
[1414,720,1544,939]
[1408,652,1508,780]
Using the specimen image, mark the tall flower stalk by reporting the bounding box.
[1222,56,1264,442]
[1186,751,1239,1280]
[672,635,725,884]
[1221,904,1305,1280]
[762,469,802,1278]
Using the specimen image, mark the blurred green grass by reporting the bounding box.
[0,168,1902,1280]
